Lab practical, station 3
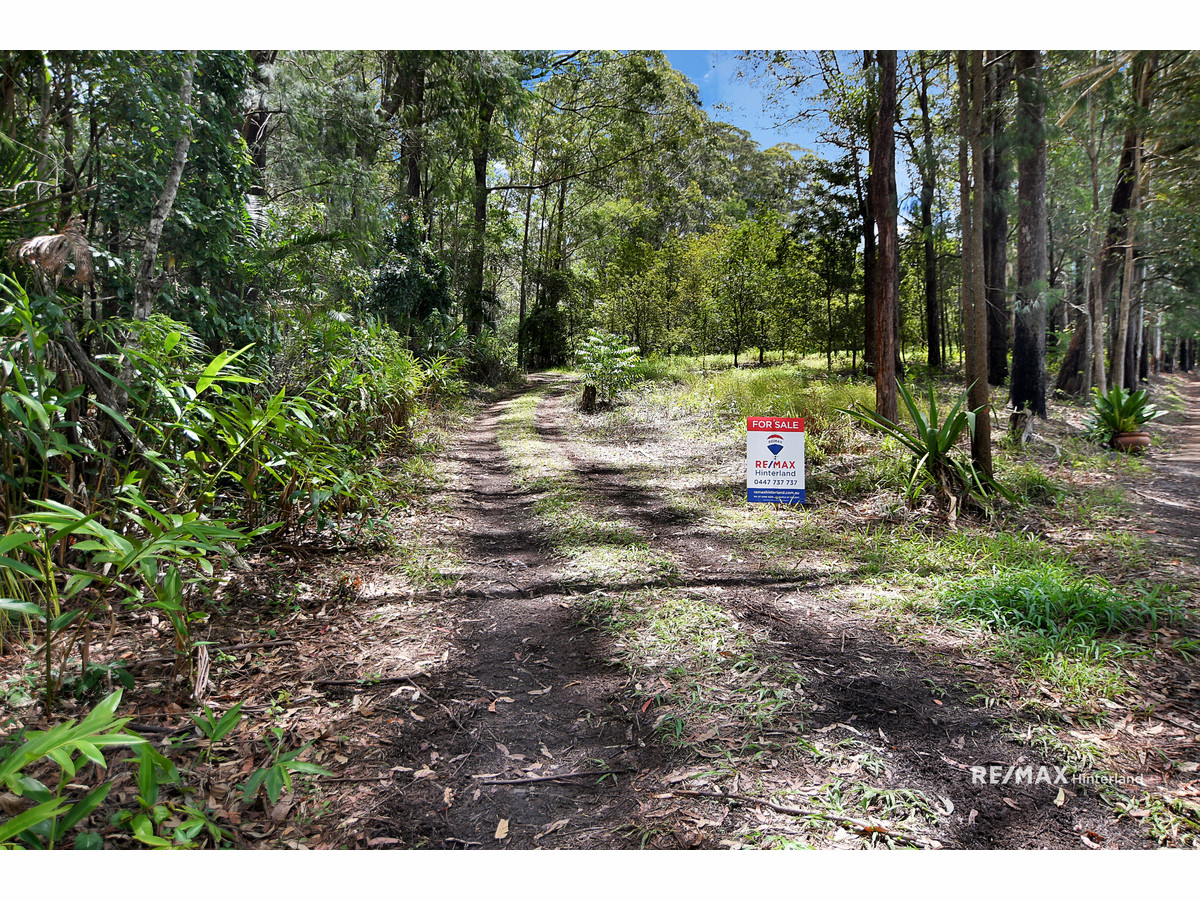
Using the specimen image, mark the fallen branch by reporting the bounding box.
[309,674,420,687]
[480,768,633,785]
[672,789,940,848]
[310,673,467,731]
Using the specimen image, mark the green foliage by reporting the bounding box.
[242,726,331,805]
[113,739,235,847]
[839,380,1011,502]
[0,281,92,525]
[0,690,144,849]
[943,571,1186,648]
[367,213,452,335]
[673,363,872,460]
[576,329,640,405]
[520,268,574,369]
[1083,384,1167,446]
[190,700,244,743]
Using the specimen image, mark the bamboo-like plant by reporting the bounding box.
[0,690,145,849]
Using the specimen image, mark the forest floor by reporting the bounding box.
[4,370,1200,850]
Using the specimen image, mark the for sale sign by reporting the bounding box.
[746,416,805,504]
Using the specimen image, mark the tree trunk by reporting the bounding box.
[131,52,196,324]
[116,51,196,411]
[1011,49,1048,418]
[56,55,78,230]
[1111,58,1153,391]
[241,50,277,195]
[871,50,898,424]
[466,94,495,337]
[1152,311,1162,375]
[861,52,878,375]
[918,54,940,369]
[983,53,1010,386]
[516,118,543,370]
[405,64,425,204]
[961,51,992,476]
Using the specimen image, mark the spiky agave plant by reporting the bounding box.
[838,379,1011,503]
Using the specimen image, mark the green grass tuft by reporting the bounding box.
[943,571,1185,645]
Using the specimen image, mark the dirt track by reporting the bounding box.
[356,375,1191,849]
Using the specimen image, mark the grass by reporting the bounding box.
[1011,725,1103,773]
[938,570,1188,704]
[816,779,940,826]
[564,545,679,583]
[942,571,1186,646]
[576,588,804,750]
[612,363,1191,716]
[501,359,1197,847]
[666,365,875,464]
[498,391,651,549]
[1112,793,1200,847]
[497,382,810,751]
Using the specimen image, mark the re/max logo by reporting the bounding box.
[755,460,796,468]
[971,765,1069,785]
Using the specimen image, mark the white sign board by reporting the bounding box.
[746,416,805,504]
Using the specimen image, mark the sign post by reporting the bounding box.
[746,416,805,505]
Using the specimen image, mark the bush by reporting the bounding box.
[576,329,640,408]
[839,379,1011,503]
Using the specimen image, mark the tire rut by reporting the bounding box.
[372,375,1159,850]
[375,377,667,849]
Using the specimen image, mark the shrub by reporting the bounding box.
[943,570,1186,647]
[576,329,640,408]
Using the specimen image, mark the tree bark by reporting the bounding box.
[516,134,541,370]
[861,51,878,376]
[871,50,898,424]
[983,53,1010,386]
[241,50,277,194]
[1110,56,1153,391]
[961,51,993,476]
[1011,50,1048,418]
[131,52,196,324]
[465,94,495,337]
[917,53,940,369]
[113,52,196,411]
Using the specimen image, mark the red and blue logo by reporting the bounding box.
[766,434,784,456]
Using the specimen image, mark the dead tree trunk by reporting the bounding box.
[117,51,196,410]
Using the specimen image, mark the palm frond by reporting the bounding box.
[9,217,94,291]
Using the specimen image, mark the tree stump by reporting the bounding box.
[579,384,597,413]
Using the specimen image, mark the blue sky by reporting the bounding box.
[663,51,825,154]
[663,50,916,211]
